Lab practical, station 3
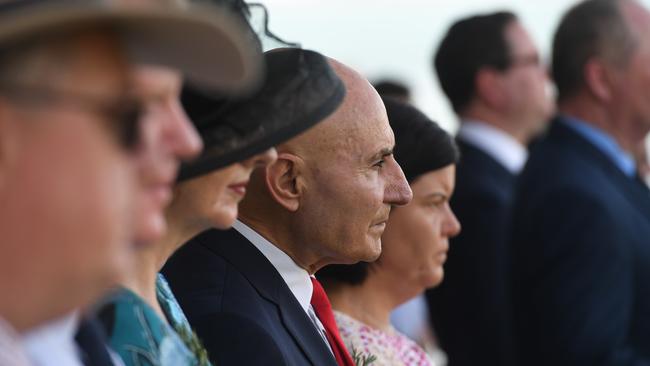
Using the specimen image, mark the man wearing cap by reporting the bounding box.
[0,0,261,364]
[163,56,413,365]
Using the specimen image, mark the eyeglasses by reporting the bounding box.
[509,53,542,69]
[0,83,143,151]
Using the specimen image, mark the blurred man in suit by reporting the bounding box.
[163,57,413,365]
[426,11,553,366]
[510,0,650,364]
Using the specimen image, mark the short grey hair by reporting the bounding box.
[552,0,639,102]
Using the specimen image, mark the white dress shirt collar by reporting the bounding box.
[22,312,83,366]
[232,220,313,314]
[458,120,528,174]
[0,317,31,366]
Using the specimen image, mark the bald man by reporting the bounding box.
[163,58,412,365]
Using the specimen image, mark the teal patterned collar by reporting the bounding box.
[156,274,212,366]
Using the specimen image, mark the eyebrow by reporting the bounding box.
[423,192,448,200]
[368,147,394,163]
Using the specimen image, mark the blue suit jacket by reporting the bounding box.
[161,228,338,366]
[76,316,119,366]
[511,117,650,365]
[426,138,517,366]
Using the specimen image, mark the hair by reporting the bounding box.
[434,11,517,114]
[372,79,411,101]
[317,99,459,287]
[552,0,637,102]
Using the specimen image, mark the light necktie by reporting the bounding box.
[310,277,356,366]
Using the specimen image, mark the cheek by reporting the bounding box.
[67,142,135,280]
[132,189,166,245]
[0,114,135,314]
[633,72,650,117]
[384,209,445,267]
[32,131,133,288]
[207,186,240,229]
[517,75,544,104]
[297,181,381,262]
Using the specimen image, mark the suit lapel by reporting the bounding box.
[200,229,337,366]
[275,294,338,366]
[75,316,116,366]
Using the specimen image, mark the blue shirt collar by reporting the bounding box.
[560,115,636,177]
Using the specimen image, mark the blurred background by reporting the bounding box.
[258,0,650,132]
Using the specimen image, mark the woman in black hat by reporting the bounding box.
[317,98,461,366]
[99,48,346,366]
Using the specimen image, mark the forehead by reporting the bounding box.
[411,165,455,196]
[624,1,650,50]
[44,31,131,95]
[329,87,394,163]
[131,66,182,100]
[504,21,537,55]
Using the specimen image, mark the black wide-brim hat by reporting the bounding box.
[177,48,345,182]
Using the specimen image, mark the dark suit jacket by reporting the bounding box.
[510,117,650,365]
[426,138,517,366]
[75,315,119,366]
[161,228,338,366]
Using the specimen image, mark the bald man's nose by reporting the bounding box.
[385,161,412,206]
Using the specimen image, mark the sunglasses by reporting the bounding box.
[0,83,143,151]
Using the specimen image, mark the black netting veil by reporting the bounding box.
[177,48,345,181]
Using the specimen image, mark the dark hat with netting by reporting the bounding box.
[191,0,299,51]
[177,48,345,181]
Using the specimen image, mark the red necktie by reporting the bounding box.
[310,277,356,366]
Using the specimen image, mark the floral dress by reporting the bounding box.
[335,310,436,366]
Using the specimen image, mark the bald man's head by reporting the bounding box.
[281,59,386,159]
[239,58,412,273]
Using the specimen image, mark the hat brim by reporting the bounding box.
[0,1,262,94]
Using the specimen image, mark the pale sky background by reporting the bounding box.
[258,0,650,132]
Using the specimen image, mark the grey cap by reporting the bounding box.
[0,0,263,93]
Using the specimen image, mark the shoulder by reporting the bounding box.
[97,289,193,366]
[454,149,515,204]
[192,311,287,365]
[522,126,612,192]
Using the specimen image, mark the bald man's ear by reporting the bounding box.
[265,152,304,212]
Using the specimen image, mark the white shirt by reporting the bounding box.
[21,312,83,366]
[457,120,528,174]
[0,317,31,366]
[232,220,333,352]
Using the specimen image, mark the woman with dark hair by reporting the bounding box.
[317,98,461,366]
[98,48,345,366]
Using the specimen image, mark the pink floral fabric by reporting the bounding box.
[335,311,435,366]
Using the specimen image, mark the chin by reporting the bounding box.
[424,269,445,288]
[356,238,382,262]
[133,214,167,245]
[210,209,238,230]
